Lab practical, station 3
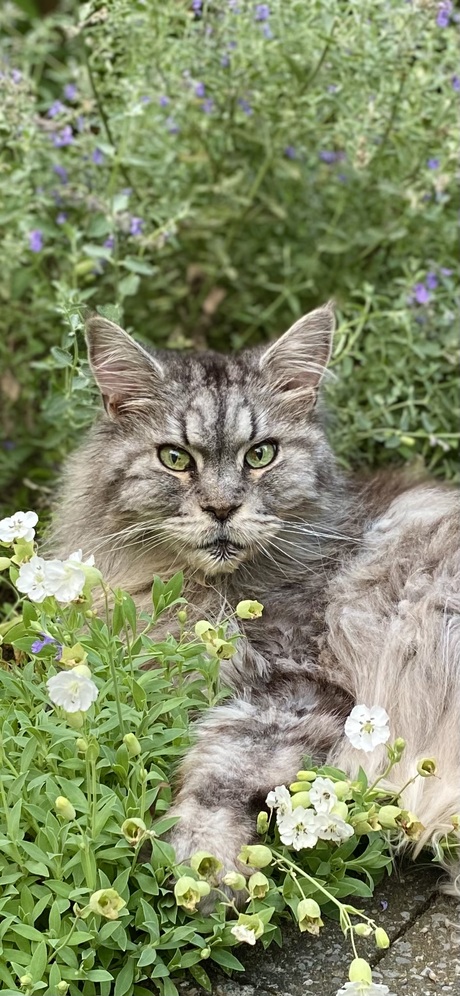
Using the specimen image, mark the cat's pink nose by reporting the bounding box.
[201,503,241,522]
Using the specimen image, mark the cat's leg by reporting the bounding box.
[168,683,348,884]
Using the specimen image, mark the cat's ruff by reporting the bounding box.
[48,304,460,897]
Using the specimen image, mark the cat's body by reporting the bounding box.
[49,306,460,891]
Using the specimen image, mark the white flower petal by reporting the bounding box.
[336,982,394,995]
[317,815,354,843]
[266,785,292,815]
[310,777,338,814]
[47,671,99,713]
[344,704,390,752]
[0,510,38,544]
[230,925,257,945]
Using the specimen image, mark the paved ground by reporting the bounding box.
[178,864,460,996]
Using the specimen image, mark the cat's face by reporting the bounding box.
[86,305,337,577]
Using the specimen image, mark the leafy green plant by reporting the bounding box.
[0,511,456,996]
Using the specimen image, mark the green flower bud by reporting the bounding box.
[256,811,269,833]
[233,912,264,940]
[75,737,88,753]
[297,898,323,934]
[0,557,11,570]
[235,599,264,620]
[289,780,312,793]
[393,737,406,756]
[65,710,85,730]
[88,888,126,919]
[354,923,373,937]
[174,876,211,911]
[291,791,312,809]
[349,957,372,984]
[330,801,349,821]
[121,817,147,845]
[295,769,317,781]
[200,947,211,959]
[205,638,236,660]
[248,871,270,899]
[238,844,272,868]
[60,643,88,668]
[222,871,247,891]
[334,780,352,800]
[398,810,425,840]
[378,805,402,829]
[56,984,69,994]
[416,757,437,777]
[72,663,92,679]
[85,740,99,763]
[177,609,187,624]
[20,976,33,988]
[374,927,390,949]
[123,733,141,757]
[55,796,76,821]
[194,620,217,641]
[190,851,223,880]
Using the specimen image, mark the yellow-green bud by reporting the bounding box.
[295,769,317,781]
[56,984,69,994]
[248,871,270,899]
[297,898,323,934]
[174,876,210,911]
[205,638,236,660]
[235,599,264,620]
[291,791,312,809]
[0,557,11,570]
[222,871,247,891]
[451,814,460,830]
[55,796,76,821]
[194,620,216,641]
[86,740,99,763]
[72,663,92,679]
[256,811,269,833]
[330,801,349,821]
[123,733,141,757]
[88,888,126,919]
[378,805,402,829]
[334,780,352,800]
[416,757,437,777]
[20,976,33,987]
[238,844,272,868]
[121,817,147,845]
[392,737,406,760]
[177,609,187,624]
[60,643,88,668]
[354,923,373,937]
[65,710,85,730]
[374,927,390,949]
[200,947,211,959]
[190,851,223,880]
[289,781,312,793]
[349,958,372,984]
[75,737,88,753]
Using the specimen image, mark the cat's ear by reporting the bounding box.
[259,302,335,404]
[85,316,164,418]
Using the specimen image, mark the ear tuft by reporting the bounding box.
[85,316,164,418]
[259,303,335,400]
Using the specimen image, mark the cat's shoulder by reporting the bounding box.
[355,467,459,539]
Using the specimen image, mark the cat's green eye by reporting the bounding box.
[158,446,193,472]
[244,441,277,469]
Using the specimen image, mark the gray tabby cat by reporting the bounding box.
[50,304,460,892]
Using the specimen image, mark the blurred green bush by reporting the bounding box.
[0,0,458,524]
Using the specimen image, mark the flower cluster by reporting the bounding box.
[267,775,354,850]
[16,550,95,604]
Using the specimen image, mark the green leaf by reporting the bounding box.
[121,258,156,276]
[118,274,140,298]
[114,957,135,996]
[189,965,212,992]
[29,939,47,984]
[210,947,245,971]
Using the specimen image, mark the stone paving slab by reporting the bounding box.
[177,864,460,996]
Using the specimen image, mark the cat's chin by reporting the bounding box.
[190,544,249,576]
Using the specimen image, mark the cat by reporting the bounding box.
[49,303,460,894]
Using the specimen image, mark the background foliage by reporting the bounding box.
[0,0,459,530]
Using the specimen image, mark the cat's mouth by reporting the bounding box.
[199,538,246,558]
[196,537,248,573]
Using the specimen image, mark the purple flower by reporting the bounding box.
[11,69,22,84]
[255,3,270,20]
[262,22,273,39]
[319,149,345,164]
[140,95,151,104]
[56,211,67,224]
[412,283,430,305]
[195,81,206,97]
[104,235,115,249]
[165,116,180,134]
[31,633,58,653]
[284,145,297,159]
[328,83,339,93]
[425,271,438,290]
[29,229,43,252]
[129,216,144,236]
[159,95,170,107]
[191,0,202,10]
[76,115,85,132]
[238,98,252,115]
[52,125,73,147]
[53,164,68,183]
[427,157,440,169]
[440,267,453,276]
[201,97,214,113]
[436,1,452,27]
[64,83,77,101]
[221,54,231,67]
[47,100,65,118]
[92,147,104,165]
[452,75,460,91]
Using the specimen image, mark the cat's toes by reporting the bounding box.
[168,810,252,910]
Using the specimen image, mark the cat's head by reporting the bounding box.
[85,304,339,577]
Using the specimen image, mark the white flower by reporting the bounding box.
[266,784,292,816]
[344,705,390,753]
[47,670,99,712]
[0,510,38,544]
[230,924,257,945]
[336,982,394,995]
[16,556,52,602]
[277,807,327,850]
[317,814,354,843]
[42,559,86,603]
[309,777,338,814]
[66,549,95,567]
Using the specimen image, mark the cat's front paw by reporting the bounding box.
[168,804,253,911]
